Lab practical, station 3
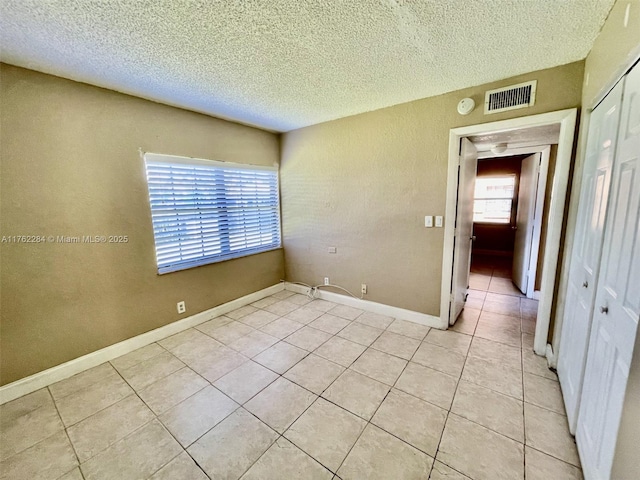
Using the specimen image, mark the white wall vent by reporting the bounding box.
[484,80,537,114]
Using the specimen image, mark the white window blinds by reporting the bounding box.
[144,153,281,274]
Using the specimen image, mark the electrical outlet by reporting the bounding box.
[177,301,186,314]
[328,246,337,254]
[324,277,330,285]
[361,284,367,295]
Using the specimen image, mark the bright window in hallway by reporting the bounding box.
[144,153,281,274]
[473,175,516,224]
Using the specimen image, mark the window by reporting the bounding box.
[144,153,281,274]
[473,175,516,224]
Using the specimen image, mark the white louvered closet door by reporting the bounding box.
[576,61,640,480]
[557,79,624,434]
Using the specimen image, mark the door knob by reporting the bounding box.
[470,235,477,241]
[582,281,588,288]
[600,306,609,314]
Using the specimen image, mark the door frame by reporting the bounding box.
[527,147,550,299]
[449,138,478,324]
[522,148,550,299]
[440,108,577,356]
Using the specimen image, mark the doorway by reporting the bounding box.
[440,109,578,358]
[467,146,552,353]
[471,146,551,299]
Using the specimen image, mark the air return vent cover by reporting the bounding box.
[484,80,537,114]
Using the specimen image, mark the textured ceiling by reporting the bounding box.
[0,0,613,132]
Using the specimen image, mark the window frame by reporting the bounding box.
[472,174,518,225]
[143,152,282,274]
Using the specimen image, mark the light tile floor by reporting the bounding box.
[0,283,582,479]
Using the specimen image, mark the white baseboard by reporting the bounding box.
[533,290,541,300]
[285,283,442,329]
[0,283,284,405]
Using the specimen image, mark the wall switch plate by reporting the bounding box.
[424,215,433,227]
[328,246,337,253]
[324,277,330,285]
[177,301,186,314]
[435,216,444,227]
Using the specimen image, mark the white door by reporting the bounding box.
[512,153,540,294]
[576,63,640,480]
[558,79,624,433]
[525,147,550,299]
[450,138,478,324]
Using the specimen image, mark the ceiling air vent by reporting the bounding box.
[484,80,537,114]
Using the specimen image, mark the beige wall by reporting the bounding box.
[0,64,284,385]
[281,61,583,315]
[582,0,640,108]
[584,2,640,477]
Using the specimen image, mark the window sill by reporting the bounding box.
[157,246,283,275]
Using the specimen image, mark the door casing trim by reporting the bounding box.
[441,108,578,356]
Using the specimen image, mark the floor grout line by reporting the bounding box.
[223,307,379,478]
[331,340,416,476]
[520,293,528,480]
[47,388,84,479]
